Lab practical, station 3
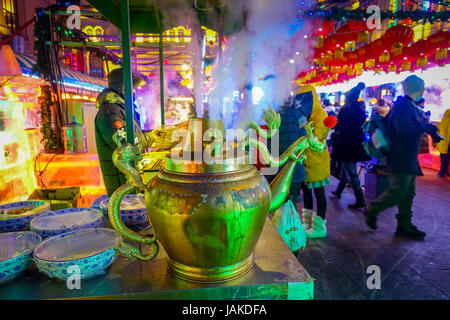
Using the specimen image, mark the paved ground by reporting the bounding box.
[295,168,450,300]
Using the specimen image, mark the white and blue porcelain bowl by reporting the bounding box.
[30,208,103,238]
[90,194,109,210]
[0,231,42,284]
[99,194,149,226]
[33,228,121,281]
[0,201,50,232]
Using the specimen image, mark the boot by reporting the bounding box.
[364,207,377,230]
[332,181,346,199]
[348,188,366,209]
[306,214,327,238]
[395,216,426,240]
[301,208,314,231]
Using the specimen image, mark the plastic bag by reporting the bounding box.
[272,200,306,251]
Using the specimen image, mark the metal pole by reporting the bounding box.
[121,0,135,144]
[159,28,165,127]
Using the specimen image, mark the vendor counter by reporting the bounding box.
[0,218,314,300]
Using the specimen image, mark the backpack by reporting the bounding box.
[362,114,391,159]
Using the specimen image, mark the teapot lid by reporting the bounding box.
[164,118,252,174]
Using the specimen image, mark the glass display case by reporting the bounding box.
[0,100,39,204]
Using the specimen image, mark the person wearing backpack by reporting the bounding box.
[364,75,443,240]
[331,100,371,208]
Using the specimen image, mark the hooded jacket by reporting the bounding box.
[385,95,427,175]
[436,109,450,154]
[95,89,146,196]
[331,100,371,163]
[298,85,331,184]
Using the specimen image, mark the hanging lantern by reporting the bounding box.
[323,65,329,72]
[384,25,415,46]
[384,25,414,58]
[388,64,397,72]
[365,59,375,68]
[401,61,411,70]
[357,44,371,62]
[416,56,428,67]
[357,31,370,44]
[334,48,344,60]
[370,38,388,56]
[374,67,383,74]
[344,41,356,52]
[347,51,359,64]
[379,52,390,63]
[312,19,335,37]
[435,48,448,61]
[391,42,403,56]
[332,73,338,80]
[426,31,450,51]
[316,36,325,48]
[355,62,363,73]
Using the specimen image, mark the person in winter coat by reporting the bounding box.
[323,98,336,117]
[95,68,175,196]
[297,85,333,238]
[331,100,370,208]
[278,94,309,205]
[345,82,366,104]
[365,75,443,240]
[436,109,450,178]
[416,98,432,154]
[372,98,390,118]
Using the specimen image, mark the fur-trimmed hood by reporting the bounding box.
[96,89,125,109]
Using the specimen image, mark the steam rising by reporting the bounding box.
[207,0,317,128]
[136,0,317,129]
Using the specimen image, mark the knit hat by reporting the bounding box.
[402,75,424,95]
[108,68,144,91]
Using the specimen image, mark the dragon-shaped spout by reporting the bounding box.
[245,107,329,213]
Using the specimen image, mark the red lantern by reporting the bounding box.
[347,20,368,33]
[312,19,335,37]
[384,25,414,46]
[370,38,388,56]
[426,31,450,51]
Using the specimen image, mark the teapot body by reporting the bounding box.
[146,165,270,282]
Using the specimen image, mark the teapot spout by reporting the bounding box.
[268,158,299,213]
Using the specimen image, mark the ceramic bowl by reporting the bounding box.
[0,201,50,232]
[33,228,121,281]
[90,194,109,210]
[99,194,149,226]
[30,208,103,238]
[0,231,42,284]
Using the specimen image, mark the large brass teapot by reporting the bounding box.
[108,108,327,283]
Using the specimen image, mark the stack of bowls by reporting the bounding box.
[100,194,149,226]
[0,231,42,284]
[90,194,109,211]
[33,228,121,280]
[30,207,103,238]
[0,201,50,232]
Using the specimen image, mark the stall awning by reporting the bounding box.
[15,54,107,92]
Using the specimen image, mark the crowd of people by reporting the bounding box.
[94,68,449,243]
[280,76,449,242]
